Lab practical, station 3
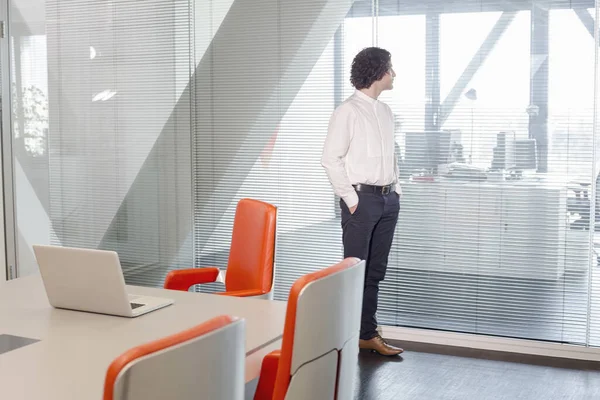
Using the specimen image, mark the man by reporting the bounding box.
[321,47,403,356]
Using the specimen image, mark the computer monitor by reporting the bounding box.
[404,131,453,174]
[514,139,537,170]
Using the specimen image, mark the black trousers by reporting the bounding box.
[340,190,400,340]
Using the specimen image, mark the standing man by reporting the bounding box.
[321,47,403,356]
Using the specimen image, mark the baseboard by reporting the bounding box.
[381,325,600,362]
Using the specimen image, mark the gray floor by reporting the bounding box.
[355,346,600,400]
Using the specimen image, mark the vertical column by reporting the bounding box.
[529,5,549,173]
[425,13,440,132]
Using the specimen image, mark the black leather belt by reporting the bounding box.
[353,183,393,195]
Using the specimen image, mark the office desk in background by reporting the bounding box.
[0,275,286,400]
[397,178,590,280]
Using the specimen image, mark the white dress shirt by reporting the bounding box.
[321,90,400,208]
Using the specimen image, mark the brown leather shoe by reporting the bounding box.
[359,335,404,356]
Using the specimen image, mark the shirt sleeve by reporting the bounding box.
[393,152,402,196]
[321,106,359,208]
[391,109,402,196]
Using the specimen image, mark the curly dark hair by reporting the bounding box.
[350,47,392,90]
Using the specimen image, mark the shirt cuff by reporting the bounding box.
[342,191,359,209]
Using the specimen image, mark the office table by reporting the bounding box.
[0,275,286,400]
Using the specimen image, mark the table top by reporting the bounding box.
[0,274,286,399]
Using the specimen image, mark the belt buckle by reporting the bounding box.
[382,186,390,195]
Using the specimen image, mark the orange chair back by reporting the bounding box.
[272,258,365,399]
[225,198,277,294]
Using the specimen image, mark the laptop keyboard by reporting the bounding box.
[130,302,145,310]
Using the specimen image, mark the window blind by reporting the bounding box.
[191,0,360,296]
[12,0,195,284]
[374,2,599,345]
[6,0,600,347]
[191,0,600,346]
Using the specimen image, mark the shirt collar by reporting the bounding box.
[354,89,378,104]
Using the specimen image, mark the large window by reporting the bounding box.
[378,15,426,135]
[440,11,530,167]
[5,0,600,347]
[548,9,595,178]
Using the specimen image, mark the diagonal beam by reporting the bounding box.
[439,12,517,126]
[574,8,595,39]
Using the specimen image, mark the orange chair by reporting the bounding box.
[164,198,277,298]
[103,315,245,400]
[253,257,366,400]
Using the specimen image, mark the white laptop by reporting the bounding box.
[32,245,174,318]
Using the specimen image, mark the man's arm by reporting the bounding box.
[391,111,402,197]
[393,146,402,197]
[321,106,359,209]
